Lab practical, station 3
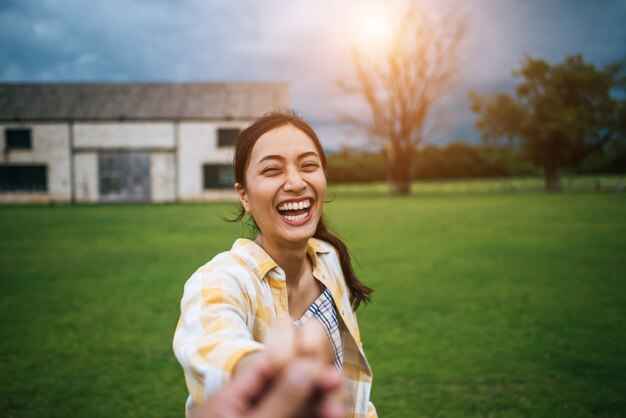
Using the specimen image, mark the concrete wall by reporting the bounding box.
[1,120,241,203]
[150,152,176,202]
[73,152,98,203]
[177,121,244,200]
[0,123,71,202]
[74,122,175,149]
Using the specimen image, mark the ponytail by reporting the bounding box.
[314,216,372,311]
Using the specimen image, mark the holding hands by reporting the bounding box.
[192,321,347,418]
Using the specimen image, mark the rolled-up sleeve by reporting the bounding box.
[173,269,264,403]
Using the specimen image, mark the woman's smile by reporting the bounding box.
[236,124,327,245]
[276,197,314,225]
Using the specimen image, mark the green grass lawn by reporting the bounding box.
[1,189,625,417]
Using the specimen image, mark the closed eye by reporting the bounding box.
[260,166,282,176]
[301,161,320,171]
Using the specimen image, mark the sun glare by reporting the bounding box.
[365,18,389,38]
[354,13,392,54]
[363,15,391,40]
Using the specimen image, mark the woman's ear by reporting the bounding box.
[235,183,250,212]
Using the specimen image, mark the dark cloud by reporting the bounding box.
[1,0,625,148]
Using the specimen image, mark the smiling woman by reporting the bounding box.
[173,110,376,418]
[235,124,327,247]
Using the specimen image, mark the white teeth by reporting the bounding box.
[284,212,308,221]
[278,199,311,212]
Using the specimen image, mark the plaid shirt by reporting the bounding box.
[173,238,377,418]
[293,287,343,372]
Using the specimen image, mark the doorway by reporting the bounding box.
[98,151,150,202]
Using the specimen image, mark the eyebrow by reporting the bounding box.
[257,151,319,164]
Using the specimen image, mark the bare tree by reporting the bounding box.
[339,5,467,195]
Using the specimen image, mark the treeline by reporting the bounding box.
[326,140,626,183]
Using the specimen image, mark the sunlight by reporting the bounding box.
[354,12,393,54]
[364,16,390,39]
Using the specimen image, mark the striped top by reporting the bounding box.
[173,238,377,418]
[293,287,343,371]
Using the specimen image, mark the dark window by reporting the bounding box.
[5,128,32,150]
[0,165,47,191]
[217,128,240,147]
[203,164,234,189]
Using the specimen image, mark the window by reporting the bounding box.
[5,128,32,150]
[0,165,47,192]
[203,164,234,189]
[217,128,240,147]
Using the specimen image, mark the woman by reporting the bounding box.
[173,110,376,418]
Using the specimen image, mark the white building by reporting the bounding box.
[0,82,289,203]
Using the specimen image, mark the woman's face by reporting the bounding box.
[236,124,327,246]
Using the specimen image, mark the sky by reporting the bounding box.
[1,0,625,150]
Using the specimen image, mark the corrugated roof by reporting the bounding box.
[0,82,289,121]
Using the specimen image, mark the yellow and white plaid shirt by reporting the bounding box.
[173,238,377,418]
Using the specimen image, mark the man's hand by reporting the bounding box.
[192,322,347,418]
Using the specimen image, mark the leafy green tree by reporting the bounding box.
[578,139,626,174]
[326,148,386,183]
[470,54,626,190]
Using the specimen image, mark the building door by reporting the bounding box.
[98,151,150,202]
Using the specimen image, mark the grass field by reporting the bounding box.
[1,187,625,417]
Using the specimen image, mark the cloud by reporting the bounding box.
[0,0,625,147]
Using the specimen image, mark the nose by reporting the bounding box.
[283,167,306,194]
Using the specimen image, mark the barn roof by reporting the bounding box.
[0,82,289,122]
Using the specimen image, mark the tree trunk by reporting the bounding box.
[385,146,413,196]
[388,178,411,195]
[543,164,562,191]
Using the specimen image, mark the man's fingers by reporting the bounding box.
[318,367,342,392]
[224,322,340,418]
[315,385,349,418]
[317,398,349,418]
[228,353,275,406]
[247,359,321,418]
[316,368,349,418]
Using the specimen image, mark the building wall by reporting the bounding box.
[1,120,242,203]
[150,152,176,202]
[0,123,71,202]
[73,122,175,149]
[73,122,177,203]
[72,120,241,202]
[73,152,98,203]
[177,121,244,200]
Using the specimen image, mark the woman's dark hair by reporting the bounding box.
[232,109,372,310]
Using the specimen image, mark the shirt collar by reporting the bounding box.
[306,237,330,266]
[231,238,329,282]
